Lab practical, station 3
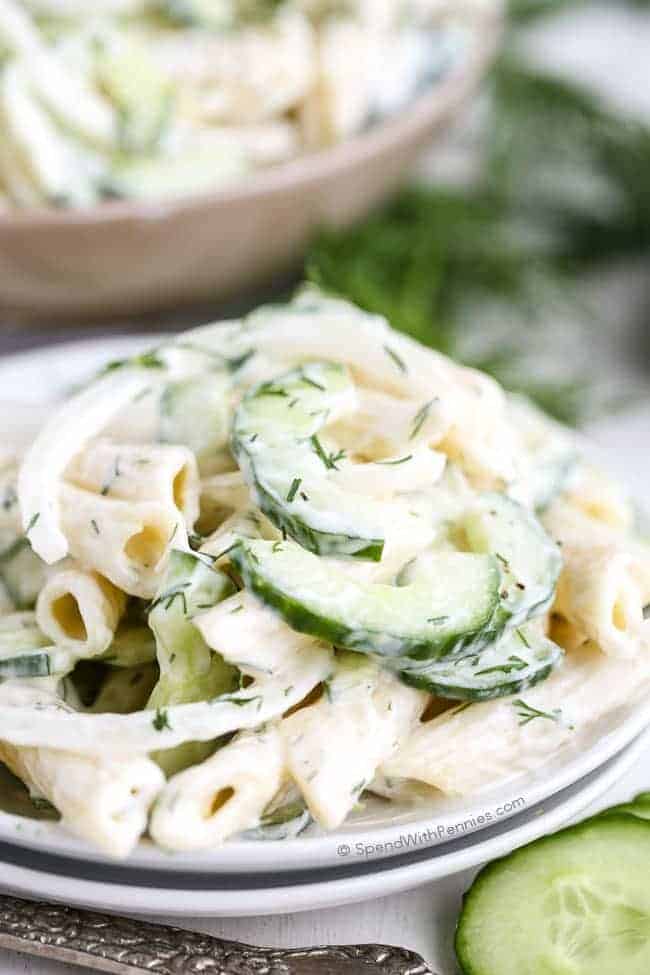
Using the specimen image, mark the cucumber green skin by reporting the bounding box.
[397,626,563,701]
[597,792,650,822]
[251,478,384,562]
[0,650,55,679]
[231,543,500,662]
[232,362,385,562]
[465,493,562,628]
[456,813,650,975]
[399,658,556,702]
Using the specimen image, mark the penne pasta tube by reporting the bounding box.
[281,654,425,830]
[0,740,164,858]
[59,483,184,599]
[66,439,200,529]
[36,566,126,658]
[150,727,285,851]
[545,499,650,658]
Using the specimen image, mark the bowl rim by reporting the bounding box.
[0,10,502,230]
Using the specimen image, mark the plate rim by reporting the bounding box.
[1,728,647,917]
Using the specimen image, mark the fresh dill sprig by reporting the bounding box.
[513,698,562,726]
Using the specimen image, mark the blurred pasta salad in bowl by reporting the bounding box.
[0,0,493,207]
[0,0,500,316]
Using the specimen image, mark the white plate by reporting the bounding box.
[1,338,650,877]
[2,728,648,917]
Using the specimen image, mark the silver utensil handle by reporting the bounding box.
[0,894,435,974]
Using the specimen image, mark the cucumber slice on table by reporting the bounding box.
[232,362,386,560]
[231,539,501,660]
[456,814,650,975]
[399,624,563,701]
[598,791,650,822]
[464,493,562,628]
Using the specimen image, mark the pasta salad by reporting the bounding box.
[0,0,490,208]
[1,289,649,857]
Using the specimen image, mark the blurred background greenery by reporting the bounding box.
[307,0,650,424]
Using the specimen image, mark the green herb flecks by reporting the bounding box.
[101,457,122,496]
[310,435,345,471]
[383,344,408,374]
[513,698,561,727]
[410,400,437,440]
[375,455,413,466]
[476,655,529,676]
[152,708,172,731]
[286,477,302,503]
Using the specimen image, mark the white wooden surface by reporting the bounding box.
[3,7,650,973]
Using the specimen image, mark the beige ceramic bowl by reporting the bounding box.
[0,15,500,322]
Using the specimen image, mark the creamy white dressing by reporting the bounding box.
[2,289,647,859]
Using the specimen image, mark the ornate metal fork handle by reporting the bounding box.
[0,894,435,975]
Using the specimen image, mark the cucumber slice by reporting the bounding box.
[0,613,72,680]
[456,814,650,975]
[0,535,48,610]
[231,539,501,661]
[244,790,311,841]
[148,549,238,773]
[102,145,248,202]
[148,549,237,709]
[399,625,563,701]
[464,493,562,628]
[0,646,72,679]
[233,362,386,560]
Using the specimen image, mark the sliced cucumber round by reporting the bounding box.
[464,493,562,628]
[232,362,386,560]
[231,539,501,661]
[399,625,563,701]
[456,814,650,975]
